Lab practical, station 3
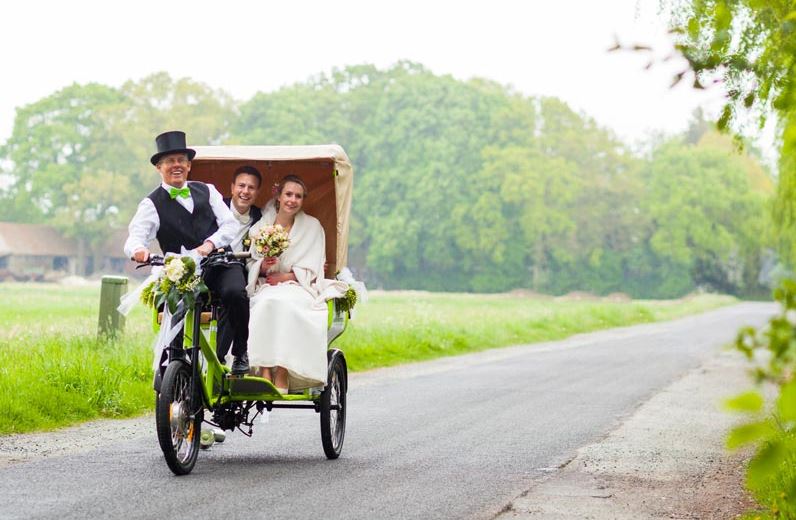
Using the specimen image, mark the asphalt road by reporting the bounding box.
[0,303,775,520]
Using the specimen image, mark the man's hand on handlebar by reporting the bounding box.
[196,240,215,257]
[133,248,150,263]
[134,253,164,268]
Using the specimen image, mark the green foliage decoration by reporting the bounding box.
[334,286,358,314]
[140,256,207,314]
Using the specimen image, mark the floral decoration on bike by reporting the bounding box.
[140,256,208,313]
[333,286,358,313]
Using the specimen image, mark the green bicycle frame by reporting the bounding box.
[155,299,348,408]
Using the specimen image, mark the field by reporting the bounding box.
[0,283,737,434]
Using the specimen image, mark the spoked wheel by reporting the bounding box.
[156,361,203,475]
[320,350,347,459]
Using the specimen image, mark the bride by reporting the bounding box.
[245,175,347,393]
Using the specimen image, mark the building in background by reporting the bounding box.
[0,222,136,281]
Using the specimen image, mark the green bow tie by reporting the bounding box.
[169,186,191,199]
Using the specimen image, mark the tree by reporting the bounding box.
[117,72,236,197]
[0,73,236,273]
[667,0,796,264]
[0,83,130,272]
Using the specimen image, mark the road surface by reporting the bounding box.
[0,303,774,519]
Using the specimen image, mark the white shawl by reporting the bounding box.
[246,207,348,308]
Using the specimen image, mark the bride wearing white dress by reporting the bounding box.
[245,175,347,393]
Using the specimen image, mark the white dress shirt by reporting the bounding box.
[229,201,252,253]
[124,182,237,258]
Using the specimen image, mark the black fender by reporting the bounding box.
[153,357,190,393]
[327,349,348,393]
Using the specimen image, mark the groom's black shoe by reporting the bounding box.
[231,354,249,375]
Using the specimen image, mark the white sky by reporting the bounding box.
[0,0,761,154]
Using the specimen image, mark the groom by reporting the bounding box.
[224,165,263,252]
[124,130,250,375]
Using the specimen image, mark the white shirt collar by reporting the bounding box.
[229,200,251,224]
[161,182,191,195]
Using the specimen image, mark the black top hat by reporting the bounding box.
[150,130,197,165]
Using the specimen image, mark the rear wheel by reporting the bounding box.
[320,350,347,459]
[156,361,203,475]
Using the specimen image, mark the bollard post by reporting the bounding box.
[98,275,128,338]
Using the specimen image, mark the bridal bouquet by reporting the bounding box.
[252,224,290,258]
[140,255,207,313]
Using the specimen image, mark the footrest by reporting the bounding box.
[228,375,282,396]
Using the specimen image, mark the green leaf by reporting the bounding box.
[687,17,700,39]
[727,421,774,449]
[166,291,179,314]
[717,104,732,130]
[725,391,764,413]
[747,440,787,492]
[777,381,796,422]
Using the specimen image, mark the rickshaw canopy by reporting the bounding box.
[188,145,353,275]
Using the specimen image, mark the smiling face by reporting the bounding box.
[231,173,261,213]
[277,181,305,217]
[156,153,191,188]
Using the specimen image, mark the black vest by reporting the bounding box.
[148,181,219,254]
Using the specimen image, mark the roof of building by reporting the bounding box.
[0,222,80,256]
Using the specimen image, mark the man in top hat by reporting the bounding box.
[124,130,250,375]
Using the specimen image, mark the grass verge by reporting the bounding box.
[335,292,737,371]
[0,335,152,434]
[0,284,736,434]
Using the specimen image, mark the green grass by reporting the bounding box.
[739,430,796,520]
[334,291,738,370]
[0,336,153,433]
[0,283,737,434]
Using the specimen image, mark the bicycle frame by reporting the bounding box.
[162,296,348,411]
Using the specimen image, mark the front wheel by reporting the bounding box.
[156,361,203,475]
[320,350,347,459]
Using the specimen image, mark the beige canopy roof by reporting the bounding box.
[189,145,353,274]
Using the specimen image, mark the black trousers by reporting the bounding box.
[203,263,249,361]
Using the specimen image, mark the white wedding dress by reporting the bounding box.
[245,208,347,390]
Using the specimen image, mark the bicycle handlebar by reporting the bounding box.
[135,254,165,269]
[200,249,251,270]
[134,249,251,270]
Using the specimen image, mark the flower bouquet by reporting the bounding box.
[140,255,208,313]
[252,224,290,262]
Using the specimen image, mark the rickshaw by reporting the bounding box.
[143,145,354,476]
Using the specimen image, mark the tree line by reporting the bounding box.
[0,62,775,298]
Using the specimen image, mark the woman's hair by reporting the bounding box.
[274,174,308,211]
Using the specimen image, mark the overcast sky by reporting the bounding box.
[1,0,752,152]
